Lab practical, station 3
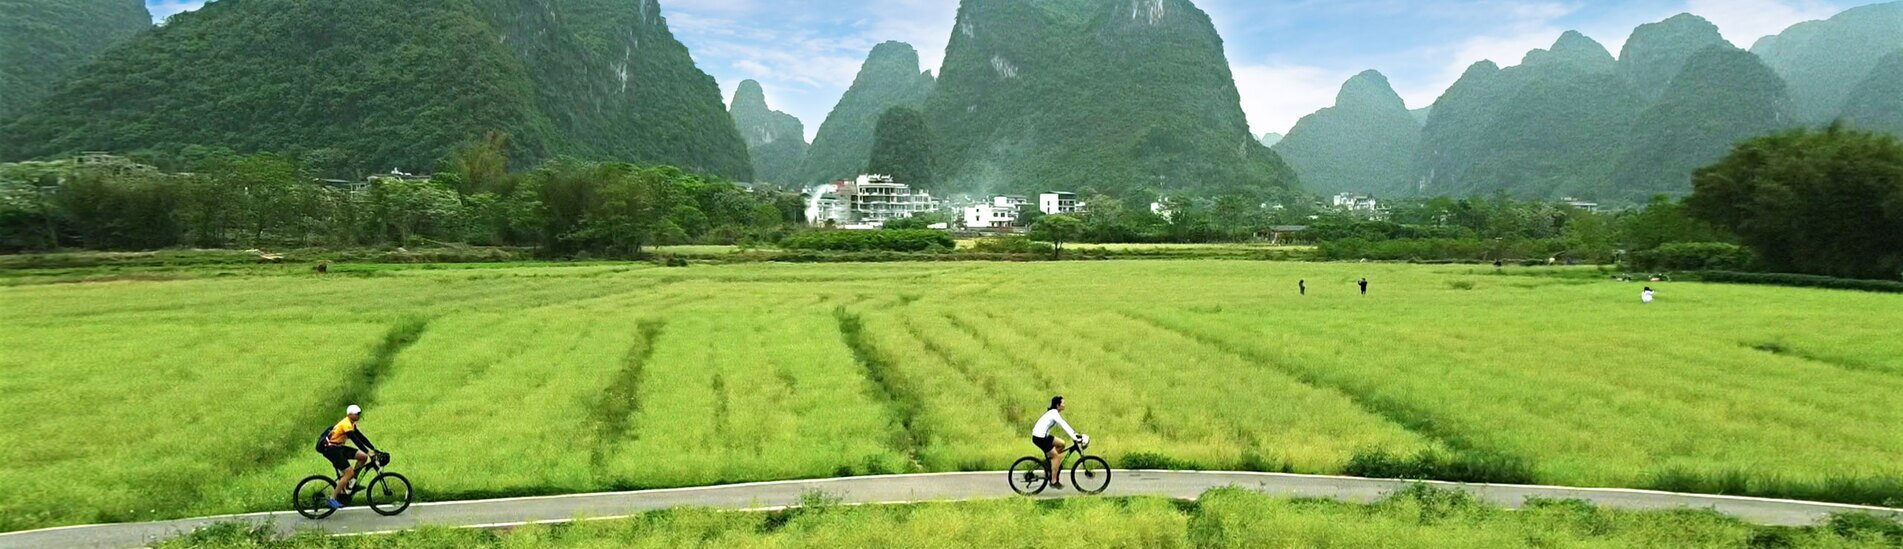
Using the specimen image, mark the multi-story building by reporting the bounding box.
[806,175,937,228]
[963,195,1028,229]
[1039,192,1079,216]
[1332,192,1379,212]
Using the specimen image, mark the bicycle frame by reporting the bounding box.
[1046,441,1090,472]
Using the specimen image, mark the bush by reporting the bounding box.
[1626,242,1754,272]
[781,230,955,253]
[1696,271,1903,293]
[1344,449,1536,484]
[965,237,1053,255]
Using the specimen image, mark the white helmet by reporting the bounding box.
[346,404,363,415]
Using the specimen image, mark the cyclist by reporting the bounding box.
[316,404,379,509]
[1031,396,1087,489]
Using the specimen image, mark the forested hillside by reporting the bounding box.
[1413,32,1641,199]
[729,80,808,185]
[0,0,750,181]
[0,0,150,121]
[797,42,935,186]
[1614,47,1796,199]
[925,0,1297,199]
[1617,14,1730,102]
[1752,1,1903,123]
[1842,52,1903,138]
[1272,71,1419,196]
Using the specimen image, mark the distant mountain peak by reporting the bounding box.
[1337,70,1407,111]
[1619,13,1731,101]
[1524,31,1615,70]
[733,80,769,109]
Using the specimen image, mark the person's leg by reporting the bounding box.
[1049,441,1067,487]
[338,451,368,494]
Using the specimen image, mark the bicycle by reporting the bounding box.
[1009,437,1111,495]
[293,451,413,519]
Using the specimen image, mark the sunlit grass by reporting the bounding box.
[4,259,1903,531]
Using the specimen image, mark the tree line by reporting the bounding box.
[0,136,803,255]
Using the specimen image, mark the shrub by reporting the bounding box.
[1344,449,1536,484]
[1696,271,1903,293]
[1626,242,1755,272]
[965,237,1053,255]
[780,230,955,253]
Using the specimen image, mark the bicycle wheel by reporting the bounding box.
[1071,456,1111,495]
[293,476,339,519]
[1008,457,1050,496]
[366,472,413,516]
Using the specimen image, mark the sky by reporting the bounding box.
[147,0,1892,140]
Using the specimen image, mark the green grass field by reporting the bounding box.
[4,260,1903,531]
[164,487,1903,548]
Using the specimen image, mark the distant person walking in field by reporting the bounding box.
[1358,278,1369,296]
[1642,287,1656,304]
[1299,280,1306,296]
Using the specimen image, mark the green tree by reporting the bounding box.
[865,106,939,191]
[1685,126,1903,279]
[1029,215,1084,259]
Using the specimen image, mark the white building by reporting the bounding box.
[1562,198,1601,213]
[1331,193,1379,213]
[963,195,1028,229]
[805,175,937,228]
[1039,192,1079,216]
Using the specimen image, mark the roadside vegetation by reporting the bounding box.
[163,487,1903,548]
[4,261,1903,532]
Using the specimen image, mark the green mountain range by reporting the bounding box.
[729,80,808,185]
[1272,70,1420,196]
[1613,46,1797,200]
[796,41,936,186]
[0,0,150,122]
[1752,1,1903,123]
[1,0,750,180]
[924,0,1296,198]
[1414,32,1642,199]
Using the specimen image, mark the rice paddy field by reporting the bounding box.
[4,259,1903,532]
[165,487,1903,548]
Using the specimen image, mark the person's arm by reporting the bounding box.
[348,429,377,453]
[1054,414,1080,440]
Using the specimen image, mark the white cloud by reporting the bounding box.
[146,0,207,23]
[660,0,956,141]
[1684,0,1840,47]
[1231,62,1361,137]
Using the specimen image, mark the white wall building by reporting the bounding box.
[805,175,937,228]
[1039,192,1079,216]
[1331,193,1379,213]
[963,195,1028,229]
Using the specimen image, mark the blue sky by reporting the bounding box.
[148,0,1891,139]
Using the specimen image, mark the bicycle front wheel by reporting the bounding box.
[367,472,413,516]
[293,476,339,519]
[1008,457,1050,496]
[1071,456,1111,495]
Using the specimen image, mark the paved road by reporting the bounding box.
[5,471,1899,548]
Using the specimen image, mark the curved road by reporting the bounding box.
[4,471,1899,548]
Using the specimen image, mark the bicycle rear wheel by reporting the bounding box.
[1071,456,1111,495]
[367,472,413,516]
[293,476,339,519]
[1008,457,1050,496]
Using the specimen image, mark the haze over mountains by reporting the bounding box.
[1286,4,1903,202]
[4,0,1903,203]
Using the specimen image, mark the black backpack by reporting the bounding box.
[314,428,333,451]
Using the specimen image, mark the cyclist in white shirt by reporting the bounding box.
[1031,395,1086,489]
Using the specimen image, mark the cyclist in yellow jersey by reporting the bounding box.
[315,404,378,509]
